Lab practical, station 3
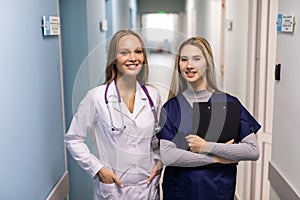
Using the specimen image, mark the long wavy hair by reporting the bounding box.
[104,29,149,84]
[168,36,220,99]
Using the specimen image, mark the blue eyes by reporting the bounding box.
[119,51,128,56]
[180,57,201,62]
[119,50,143,56]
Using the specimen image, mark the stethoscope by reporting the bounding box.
[104,78,161,133]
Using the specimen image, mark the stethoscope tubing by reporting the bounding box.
[104,78,160,132]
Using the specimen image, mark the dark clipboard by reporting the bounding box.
[192,101,240,143]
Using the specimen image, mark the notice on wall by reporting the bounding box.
[42,16,61,36]
[277,14,295,33]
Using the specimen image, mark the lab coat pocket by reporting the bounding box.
[97,181,118,200]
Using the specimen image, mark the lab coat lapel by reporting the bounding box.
[108,81,146,123]
[117,83,147,122]
[106,82,125,127]
[107,82,126,114]
[132,85,147,120]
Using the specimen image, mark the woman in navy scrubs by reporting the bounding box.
[157,36,261,200]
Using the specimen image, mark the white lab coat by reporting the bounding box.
[65,82,161,200]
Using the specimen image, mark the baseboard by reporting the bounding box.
[268,162,300,200]
[46,171,69,200]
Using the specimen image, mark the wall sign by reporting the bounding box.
[42,16,61,36]
[277,14,295,33]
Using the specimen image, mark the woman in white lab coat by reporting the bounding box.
[65,29,162,200]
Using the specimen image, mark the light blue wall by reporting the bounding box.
[60,1,93,200]
[138,0,185,13]
[0,1,65,199]
[60,0,106,199]
[189,0,209,37]
[109,0,138,36]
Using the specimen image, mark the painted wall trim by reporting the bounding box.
[268,162,300,200]
[56,0,68,171]
[46,171,69,200]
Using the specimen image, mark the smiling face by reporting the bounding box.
[115,35,144,79]
[179,44,208,90]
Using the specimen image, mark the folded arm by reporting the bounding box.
[187,133,259,161]
[209,133,259,161]
[160,139,234,167]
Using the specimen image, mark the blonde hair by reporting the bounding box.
[104,29,149,84]
[168,36,219,99]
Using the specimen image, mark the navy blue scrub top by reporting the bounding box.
[157,92,261,200]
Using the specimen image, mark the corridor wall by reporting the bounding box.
[0,1,66,199]
[60,0,106,199]
[270,0,300,199]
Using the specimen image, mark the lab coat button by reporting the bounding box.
[132,144,136,148]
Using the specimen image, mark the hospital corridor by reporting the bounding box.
[1,0,300,200]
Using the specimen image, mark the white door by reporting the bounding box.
[223,0,278,199]
[251,0,278,199]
